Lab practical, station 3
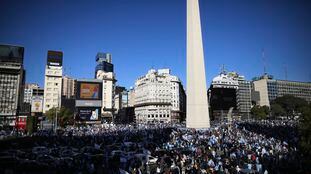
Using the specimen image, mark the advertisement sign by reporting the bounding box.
[78,108,101,121]
[75,100,102,107]
[31,97,43,113]
[16,116,27,131]
[80,83,99,99]
[0,45,24,63]
[76,82,102,100]
[210,88,237,110]
[47,50,63,66]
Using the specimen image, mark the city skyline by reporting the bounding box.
[1,0,311,88]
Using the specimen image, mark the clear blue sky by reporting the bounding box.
[1,0,310,89]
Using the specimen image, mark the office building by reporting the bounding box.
[95,52,116,122]
[210,71,252,120]
[252,74,311,107]
[24,83,40,103]
[114,86,128,113]
[62,75,76,99]
[43,51,63,113]
[237,76,252,118]
[128,88,135,107]
[0,44,25,125]
[134,69,186,123]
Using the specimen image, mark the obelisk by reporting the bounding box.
[186,0,210,128]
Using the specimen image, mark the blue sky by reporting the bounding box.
[1,0,310,89]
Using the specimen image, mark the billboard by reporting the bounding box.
[31,97,43,113]
[76,81,102,100]
[47,50,63,66]
[210,88,237,110]
[0,44,24,63]
[77,107,101,121]
[75,100,102,107]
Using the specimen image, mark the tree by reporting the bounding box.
[270,103,286,118]
[273,95,308,118]
[45,107,74,127]
[251,105,269,120]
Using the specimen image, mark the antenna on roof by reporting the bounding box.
[220,64,226,74]
[283,63,288,80]
[262,48,267,75]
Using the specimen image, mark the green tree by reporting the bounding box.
[273,95,308,118]
[251,105,269,120]
[270,103,286,118]
[45,107,74,127]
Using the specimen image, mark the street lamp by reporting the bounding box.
[54,94,59,133]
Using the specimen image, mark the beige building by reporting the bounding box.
[62,76,76,99]
[128,88,135,107]
[134,69,186,123]
[252,74,311,107]
[43,51,63,113]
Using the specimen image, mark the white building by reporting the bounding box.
[95,53,116,121]
[43,51,63,113]
[134,69,186,123]
[24,83,39,103]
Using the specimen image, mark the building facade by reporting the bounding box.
[237,76,252,118]
[128,88,135,107]
[62,75,76,99]
[209,71,252,120]
[0,44,25,125]
[24,83,40,103]
[95,53,116,122]
[43,51,63,113]
[252,74,311,107]
[134,69,186,123]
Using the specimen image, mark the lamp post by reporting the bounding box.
[54,94,59,133]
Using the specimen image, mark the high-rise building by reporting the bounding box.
[0,44,25,125]
[209,71,252,120]
[95,52,116,122]
[114,86,127,113]
[128,88,135,107]
[134,69,186,123]
[24,83,40,103]
[62,76,76,99]
[252,74,311,107]
[43,51,63,113]
[187,0,210,128]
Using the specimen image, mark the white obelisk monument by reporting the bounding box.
[186,0,210,128]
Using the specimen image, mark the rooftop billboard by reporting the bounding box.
[77,107,101,121]
[76,81,102,100]
[47,50,63,66]
[0,44,24,63]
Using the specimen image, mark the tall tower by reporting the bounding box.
[43,50,63,113]
[186,0,210,128]
[95,53,116,122]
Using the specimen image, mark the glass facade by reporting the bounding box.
[95,53,113,77]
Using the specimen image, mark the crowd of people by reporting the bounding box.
[0,120,306,174]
